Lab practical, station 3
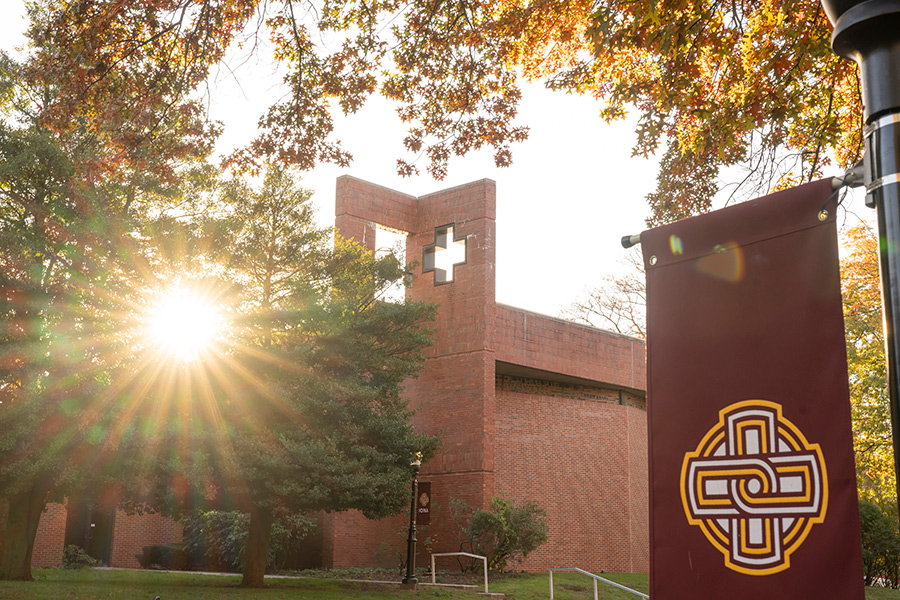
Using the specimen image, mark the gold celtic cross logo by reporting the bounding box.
[680,400,828,575]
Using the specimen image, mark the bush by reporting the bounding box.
[452,497,548,572]
[62,545,100,569]
[860,500,900,587]
[181,510,316,573]
[182,511,249,572]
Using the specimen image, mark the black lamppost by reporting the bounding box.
[402,452,422,586]
[822,0,900,500]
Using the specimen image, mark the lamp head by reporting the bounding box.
[820,0,900,121]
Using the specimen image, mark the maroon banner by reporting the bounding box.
[642,179,864,599]
[417,482,431,525]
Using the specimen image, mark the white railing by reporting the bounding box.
[430,552,489,594]
[549,567,649,600]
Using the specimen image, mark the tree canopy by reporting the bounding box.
[0,38,438,581]
[0,50,167,580]
[842,224,895,504]
[24,0,863,224]
[83,167,439,587]
[580,0,860,224]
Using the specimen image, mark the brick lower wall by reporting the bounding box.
[326,511,407,570]
[109,510,182,569]
[325,470,488,570]
[493,378,648,573]
[628,408,649,570]
[32,502,67,568]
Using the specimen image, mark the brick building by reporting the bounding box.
[320,176,647,573]
[16,176,647,573]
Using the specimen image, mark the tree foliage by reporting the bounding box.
[24,0,222,186]
[26,0,864,223]
[181,510,316,572]
[859,500,900,587]
[577,0,861,224]
[219,171,438,587]
[0,51,162,580]
[841,224,895,504]
[0,45,437,580]
[25,0,533,180]
[109,167,438,587]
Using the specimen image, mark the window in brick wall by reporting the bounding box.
[375,225,408,303]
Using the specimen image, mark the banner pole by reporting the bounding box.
[822,0,900,503]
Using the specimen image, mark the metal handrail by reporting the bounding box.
[549,567,649,600]
[430,552,489,594]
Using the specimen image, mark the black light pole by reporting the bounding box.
[822,0,900,500]
[402,453,422,586]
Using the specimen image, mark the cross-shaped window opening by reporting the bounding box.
[422,224,467,284]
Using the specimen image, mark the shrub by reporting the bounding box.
[182,511,249,572]
[452,497,548,572]
[860,500,900,587]
[62,545,100,569]
[181,510,316,573]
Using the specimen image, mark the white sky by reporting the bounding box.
[1,3,871,318]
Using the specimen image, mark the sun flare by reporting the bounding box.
[148,287,223,361]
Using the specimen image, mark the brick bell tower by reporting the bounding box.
[327,175,498,567]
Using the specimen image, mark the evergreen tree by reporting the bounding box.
[116,167,438,587]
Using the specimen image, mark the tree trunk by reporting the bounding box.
[0,485,48,581]
[240,505,274,588]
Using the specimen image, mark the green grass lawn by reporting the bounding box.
[0,569,472,600]
[0,568,897,599]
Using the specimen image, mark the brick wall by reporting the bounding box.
[324,511,407,570]
[494,305,646,392]
[331,177,500,567]
[334,175,419,253]
[31,502,67,568]
[494,377,648,573]
[319,511,335,569]
[109,510,182,569]
[627,406,649,570]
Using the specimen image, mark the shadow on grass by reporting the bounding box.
[0,568,474,600]
[0,568,896,599]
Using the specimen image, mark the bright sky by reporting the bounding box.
[4,4,869,319]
